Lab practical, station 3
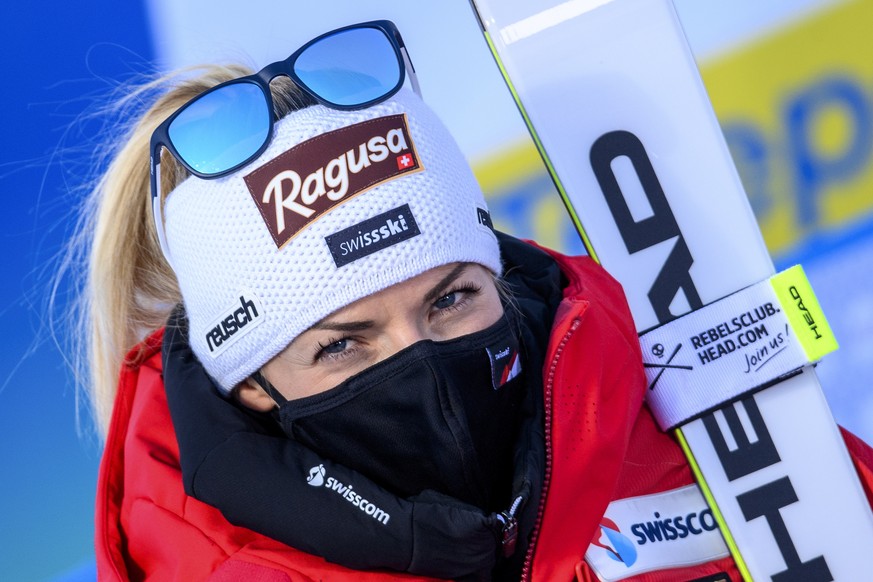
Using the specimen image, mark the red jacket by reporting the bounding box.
[95,249,873,581]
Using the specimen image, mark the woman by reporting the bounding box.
[83,21,873,582]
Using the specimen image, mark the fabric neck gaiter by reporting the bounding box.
[274,313,526,513]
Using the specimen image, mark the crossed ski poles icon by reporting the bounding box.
[644,342,693,391]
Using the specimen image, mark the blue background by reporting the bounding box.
[0,2,152,580]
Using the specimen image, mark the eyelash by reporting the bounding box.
[432,282,482,316]
[313,336,359,363]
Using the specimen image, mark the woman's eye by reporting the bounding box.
[322,339,348,355]
[432,284,480,313]
[434,292,458,310]
[315,337,357,363]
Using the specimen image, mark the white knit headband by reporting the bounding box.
[163,88,502,393]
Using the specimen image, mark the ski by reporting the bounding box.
[468,0,873,580]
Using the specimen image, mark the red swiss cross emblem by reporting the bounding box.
[396,153,414,170]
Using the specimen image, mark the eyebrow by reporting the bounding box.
[310,319,375,332]
[309,263,472,333]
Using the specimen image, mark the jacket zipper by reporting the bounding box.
[521,317,582,582]
[498,494,524,557]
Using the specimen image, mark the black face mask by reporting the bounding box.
[268,314,526,512]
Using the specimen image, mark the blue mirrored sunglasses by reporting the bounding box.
[149,20,420,261]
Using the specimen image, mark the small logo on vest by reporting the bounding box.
[486,331,522,390]
[305,464,391,525]
[324,203,421,267]
[244,114,423,249]
[591,517,638,567]
[307,464,326,487]
[204,293,265,356]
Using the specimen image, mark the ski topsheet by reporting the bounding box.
[468,0,873,580]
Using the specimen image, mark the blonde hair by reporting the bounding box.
[72,65,309,436]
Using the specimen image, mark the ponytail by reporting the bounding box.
[72,64,285,436]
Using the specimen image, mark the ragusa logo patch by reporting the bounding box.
[305,464,391,525]
[244,114,424,249]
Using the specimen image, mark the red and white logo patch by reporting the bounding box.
[486,335,523,390]
[243,114,423,249]
[396,153,415,169]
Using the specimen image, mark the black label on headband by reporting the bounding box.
[477,207,494,231]
[324,204,421,268]
[204,293,265,356]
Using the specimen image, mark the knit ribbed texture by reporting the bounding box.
[164,88,501,393]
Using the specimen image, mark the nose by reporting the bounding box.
[383,320,431,355]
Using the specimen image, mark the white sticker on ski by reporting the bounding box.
[641,266,837,430]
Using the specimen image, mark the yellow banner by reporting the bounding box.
[702,0,873,256]
[475,0,873,258]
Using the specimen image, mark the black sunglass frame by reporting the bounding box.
[149,19,419,264]
[150,20,415,187]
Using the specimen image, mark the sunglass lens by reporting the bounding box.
[168,81,270,175]
[294,27,402,107]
